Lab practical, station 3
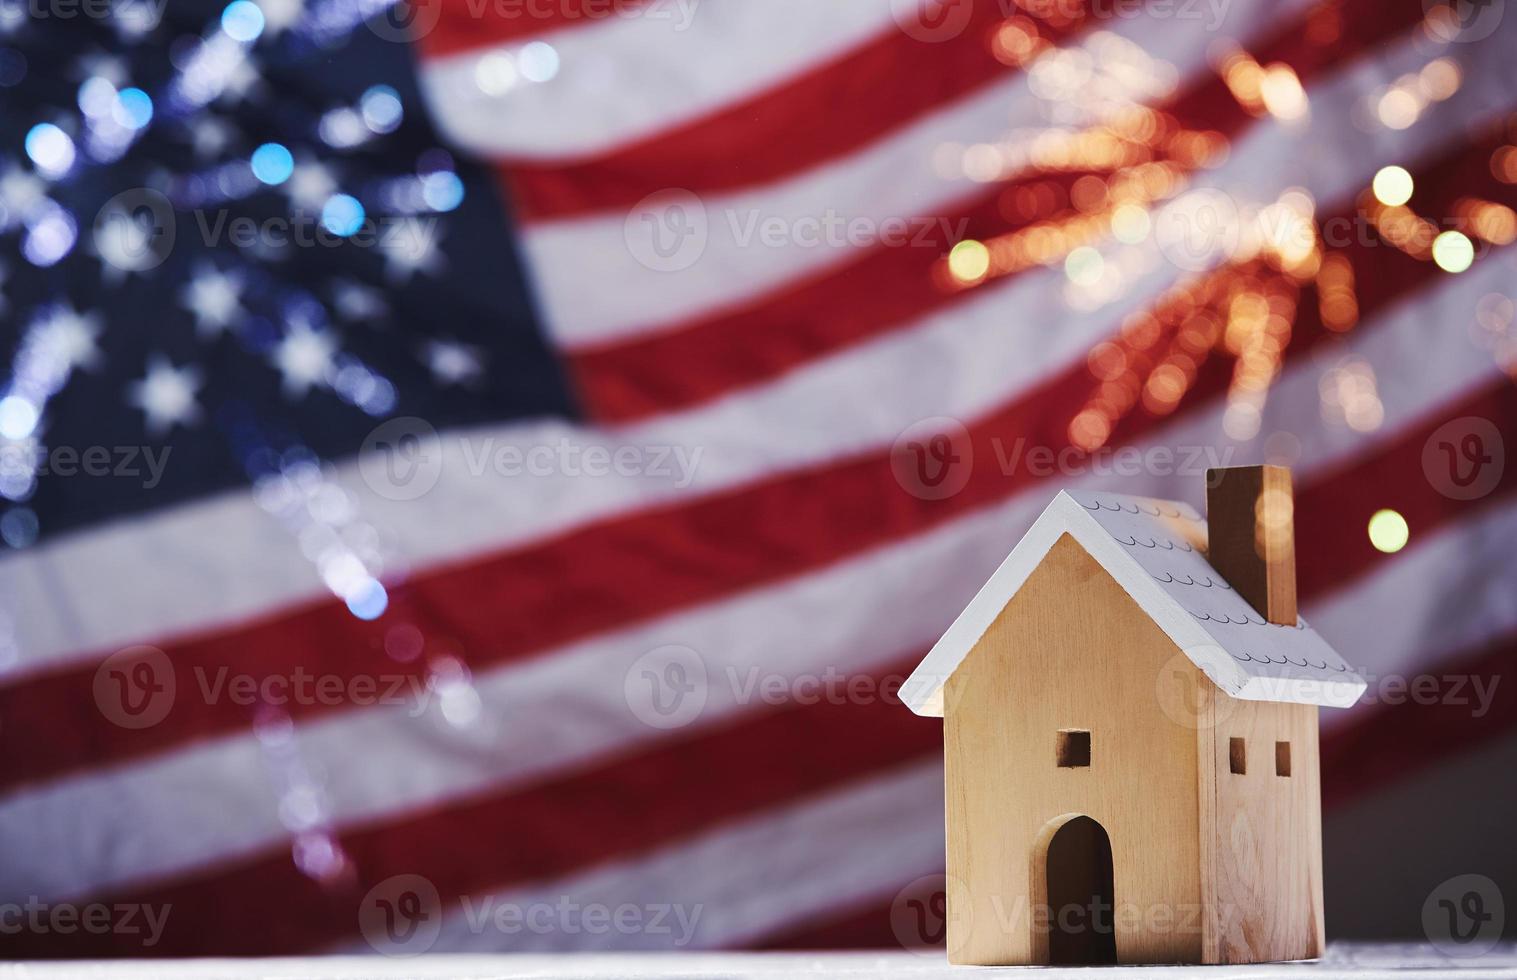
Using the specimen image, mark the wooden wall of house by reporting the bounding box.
[1197,689,1326,963]
[942,533,1207,965]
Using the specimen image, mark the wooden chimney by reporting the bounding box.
[1205,465,1298,626]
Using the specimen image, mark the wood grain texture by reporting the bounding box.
[1199,688,1325,963]
[942,533,1206,966]
[1206,466,1299,626]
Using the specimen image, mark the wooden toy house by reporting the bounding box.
[901,466,1366,966]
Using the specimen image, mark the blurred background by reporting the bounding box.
[0,0,1513,960]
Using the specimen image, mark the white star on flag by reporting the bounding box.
[0,166,46,228]
[421,339,486,387]
[271,320,338,399]
[30,304,103,378]
[383,218,445,283]
[333,280,389,322]
[179,264,245,338]
[191,116,236,161]
[126,356,203,435]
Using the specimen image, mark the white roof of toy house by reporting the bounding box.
[902,490,1368,716]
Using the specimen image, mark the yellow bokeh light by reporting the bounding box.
[1110,203,1152,244]
[1064,246,1104,287]
[1418,57,1461,101]
[1368,509,1410,553]
[1431,230,1475,273]
[1376,88,1420,129]
[1372,165,1414,207]
[1493,146,1517,184]
[1459,199,1517,246]
[1259,64,1309,121]
[948,240,991,283]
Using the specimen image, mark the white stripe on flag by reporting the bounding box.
[331,761,945,953]
[2,43,1510,682]
[3,255,1506,903]
[521,0,1323,347]
[1317,501,1517,733]
[420,0,908,159]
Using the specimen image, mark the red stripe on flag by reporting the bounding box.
[417,0,658,57]
[755,895,908,951]
[2,663,938,958]
[0,127,1508,797]
[756,630,1517,952]
[565,0,1437,422]
[1295,383,1517,599]
[504,0,1045,221]
[11,373,1516,960]
[569,169,1084,421]
[509,0,1423,224]
[1320,629,1517,809]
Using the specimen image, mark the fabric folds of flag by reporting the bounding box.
[2,0,1515,958]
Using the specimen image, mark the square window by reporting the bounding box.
[1057,729,1091,768]
[1229,737,1247,775]
[1275,741,1292,777]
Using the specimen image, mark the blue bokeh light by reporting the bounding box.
[221,0,266,41]
[346,579,389,621]
[78,77,118,117]
[250,142,295,185]
[0,395,39,441]
[518,41,560,82]
[0,506,39,549]
[23,207,77,266]
[360,85,403,134]
[25,122,75,175]
[421,171,464,212]
[320,193,366,237]
[115,87,154,130]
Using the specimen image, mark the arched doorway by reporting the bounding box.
[1042,815,1117,965]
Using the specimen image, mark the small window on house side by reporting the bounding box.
[1229,737,1247,774]
[1275,741,1292,777]
[1057,730,1091,768]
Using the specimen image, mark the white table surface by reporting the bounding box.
[3,945,1516,979]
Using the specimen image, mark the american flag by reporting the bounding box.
[1,0,1514,958]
